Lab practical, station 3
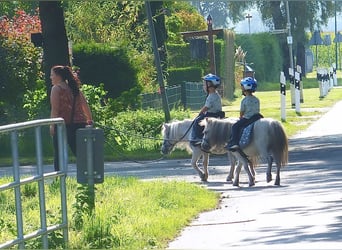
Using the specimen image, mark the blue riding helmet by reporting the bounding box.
[203,73,221,87]
[241,77,257,92]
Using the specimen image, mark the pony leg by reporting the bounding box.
[202,153,209,181]
[249,160,256,181]
[190,149,207,181]
[275,164,281,186]
[226,152,235,182]
[234,153,255,187]
[233,161,242,186]
[243,160,255,187]
[266,156,273,183]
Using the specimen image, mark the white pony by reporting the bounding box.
[201,117,288,186]
[161,118,239,182]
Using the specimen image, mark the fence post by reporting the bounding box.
[280,71,286,121]
[181,82,187,109]
[333,63,338,86]
[288,67,295,108]
[317,68,324,98]
[295,65,301,113]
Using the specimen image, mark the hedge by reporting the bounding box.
[73,42,139,99]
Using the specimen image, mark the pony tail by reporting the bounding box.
[270,120,288,166]
[64,66,80,97]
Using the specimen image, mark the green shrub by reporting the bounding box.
[73,42,139,99]
[0,38,42,124]
[102,108,191,156]
[167,43,208,70]
[167,67,203,85]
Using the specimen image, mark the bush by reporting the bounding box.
[167,43,208,70]
[101,108,191,156]
[73,42,139,99]
[167,67,203,85]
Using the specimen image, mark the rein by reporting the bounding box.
[178,118,196,141]
[166,118,196,148]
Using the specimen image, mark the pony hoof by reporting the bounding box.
[233,182,239,187]
[267,174,272,183]
[249,182,255,187]
[200,175,208,182]
[226,176,233,182]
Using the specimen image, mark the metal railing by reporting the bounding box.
[0,118,69,249]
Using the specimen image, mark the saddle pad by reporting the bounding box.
[239,123,254,148]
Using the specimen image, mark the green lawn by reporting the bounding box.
[0,176,218,249]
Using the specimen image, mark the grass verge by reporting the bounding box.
[0,176,218,249]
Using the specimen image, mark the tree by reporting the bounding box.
[0,1,38,17]
[0,9,42,123]
[255,1,339,75]
[39,1,69,91]
[63,1,158,92]
[194,1,340,76]
[165,1,207,43]
[190,1,251,28]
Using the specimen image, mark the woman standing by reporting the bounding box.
[50,65,93,171]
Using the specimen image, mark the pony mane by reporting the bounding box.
[162,119,193,153]
[201,117,237,146]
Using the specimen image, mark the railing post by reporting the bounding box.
[35,126,48,249]
[11,131,25,249]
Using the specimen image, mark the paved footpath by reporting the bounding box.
[167,100,342,250]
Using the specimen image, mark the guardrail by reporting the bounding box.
[0,118,69,249]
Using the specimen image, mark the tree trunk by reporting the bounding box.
[292,1,308,76]
[39,1,69,94]
[270,1,290,78]
[270,1,284,29]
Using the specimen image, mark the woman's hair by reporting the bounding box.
[51,65,80,97]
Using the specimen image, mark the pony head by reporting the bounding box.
[161,119,193,155]
[161,123,175,154]
[200,117,237,153]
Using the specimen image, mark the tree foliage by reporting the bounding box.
[254,1,340,75]
[63,1,157,91]
[165,2,207,43]
[190,1,251,28]
[64,1,147,48]
[0,9,42,123]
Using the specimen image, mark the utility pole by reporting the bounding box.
[286,1,295,108]
[145,1,171,122]
[245,13,252,34]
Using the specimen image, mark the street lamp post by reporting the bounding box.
[245,14,252,34]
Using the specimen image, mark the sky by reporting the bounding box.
[233,9,342,34]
